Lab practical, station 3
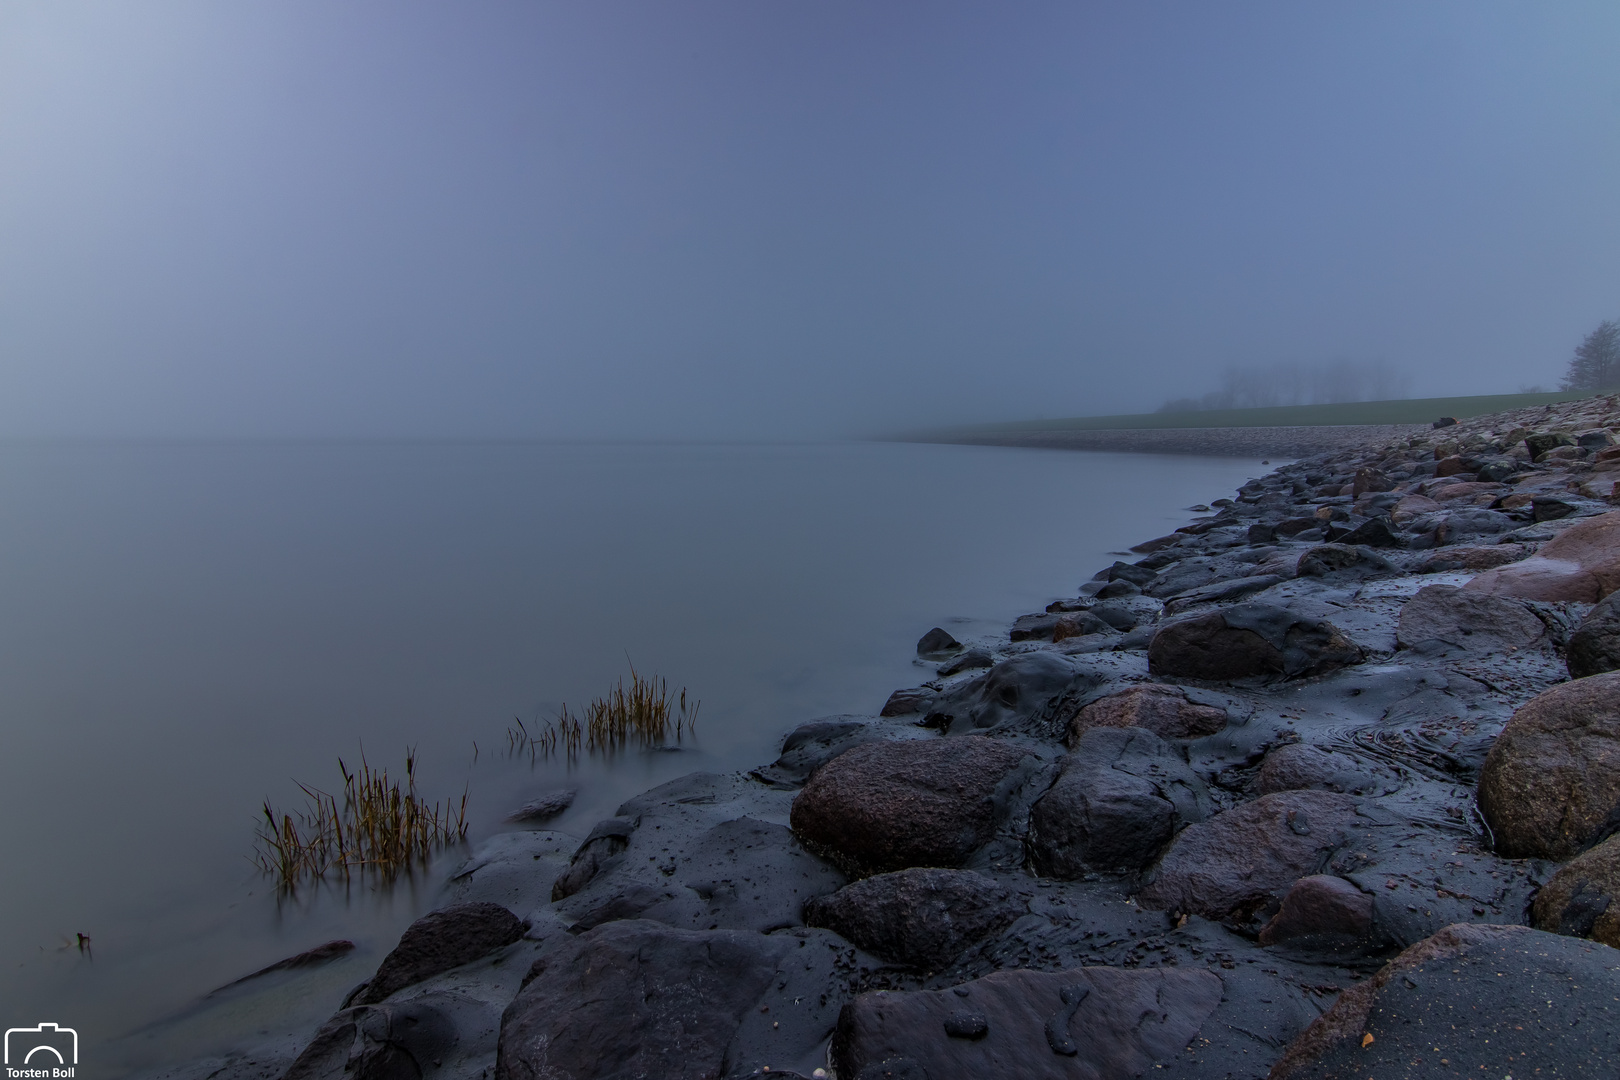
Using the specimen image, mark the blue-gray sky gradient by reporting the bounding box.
[2,2,1618,438]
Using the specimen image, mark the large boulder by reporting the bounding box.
[1137,790,1363,922]
[1568,591,1620,678]
[1395,583,1552,655]
[1028,727,1209,877]
[1268,924,1620,1079]
[927,652,1100,734]
[1416,542,1530,572]
[1067,684,1227,742]
[1466,508,1620,602]
[1531,833,1620,946]
[803,868,1023,970]
[1477,672,1620,859]
[1295,544,1397,578]
[1147,603,1365,682]
[496,920,785,1080]
[285,999,462,1080]
[1525,430,1577,457]
[832,966,1223,1080]
[353,902,525,1005]
[790,737,1033,874]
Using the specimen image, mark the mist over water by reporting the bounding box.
[0,439,1262,1070]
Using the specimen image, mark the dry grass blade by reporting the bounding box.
[252,747,468,890]
[507,667,697,760]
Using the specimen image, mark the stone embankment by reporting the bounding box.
[186,394,1620,1080]
[922,423,1428,458]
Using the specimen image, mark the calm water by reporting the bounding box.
[0,440,1266,1072]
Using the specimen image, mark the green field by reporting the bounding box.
[922,391,1592,435]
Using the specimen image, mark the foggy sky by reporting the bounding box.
[2,2,1619,439]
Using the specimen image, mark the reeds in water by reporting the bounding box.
[507,667,698,760]
[253,748,468,890]
[506,712,583,762]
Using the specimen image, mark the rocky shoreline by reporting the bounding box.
[906,423,1431,459]
[170,394,1620,1080]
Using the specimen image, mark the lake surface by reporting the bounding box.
[0,439,1266,1073]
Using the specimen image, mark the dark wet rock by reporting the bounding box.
[831,966,1223,1080]
[1113,625,1155,651]
[1029,727,1209,877]
[1326,516,1400,547]
[1432,416,1457,428]
[928,651,1098,734]
[1269,923,1620,1080]
[1147,603,1365,682]
[1525,430,1576,457]
[1139,790,1363,921]
[496,920,785,1080]
[1162,573,1286,613]
[1249,522,1278,544]
[1010,613,1064,641]
[1094,579,1141,600]
[1533,495,1580,521]
[1275,516,1326,538]
[916,627,961,658]
[1568,591,1620,678]
[1129,533,1181,554]
[1531,833,1620,946]
[353,902,524,1006]
[551,817,635,901]
[881,686,936,716]
[1068,684,1227,742]
[1052,611,1113,641]
[1395,583,1551,656]
[1478,672,1620,859]
[1351,467,1393,496]
[1257,875,1373,948]
[791,736,1032,874]
[508,787,576,823]
[1144,559,1223,599]
[216,940,355,992]
[556,815,847,936]
[1094,560,1157,587]
[285,998,460,1080]
[803,868,1023,969]
[938,648,995,676]
[752,716,877,787]
[1086,603,1138,631]
[1429,481,1507,505]
[1433,454,1472,477]
[1440,505,1519,540]
[1295,543,1397,579]
[1257,743,1397,797]
[1581,428,1617,449]
[1415,542,1530,572]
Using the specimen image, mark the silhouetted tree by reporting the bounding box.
[1563,320,1620,392]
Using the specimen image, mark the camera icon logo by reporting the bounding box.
[4,1023,78,1067]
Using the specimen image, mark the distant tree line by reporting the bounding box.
[1562,320,1620,393]
[1158,359,1411,413]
